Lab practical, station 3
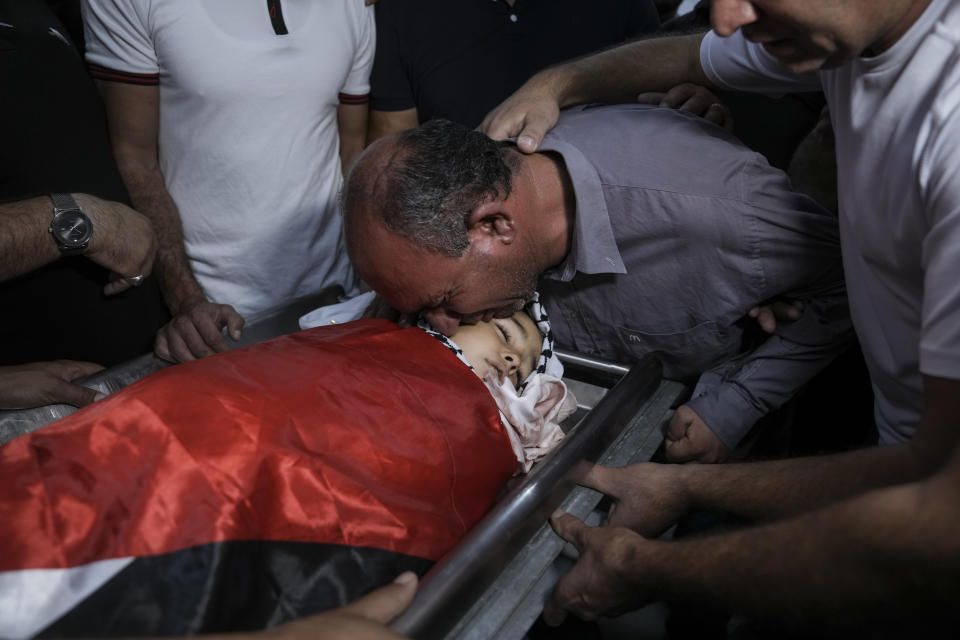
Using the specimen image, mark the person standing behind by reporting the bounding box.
[367,0,660,141]
[81,0,375,362]
[0,0,169,407]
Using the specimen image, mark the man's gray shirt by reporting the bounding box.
[538,104,852,449]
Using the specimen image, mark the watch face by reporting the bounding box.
[52,210,92,248]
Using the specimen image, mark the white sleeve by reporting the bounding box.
[339,2,376,96]
[700,30,822,96]
[918,91,960,380]
[81,0,158,74]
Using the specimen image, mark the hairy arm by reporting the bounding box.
[550,441,960,632]
[95,80,200,311]
[480,32,709,150]
[654,461,960,629]
[0,198,67,280]
[96,80,244,361]
[549,378,960,630]
[593,376,960,537]
[0,194,157,291]
[366,108,418,145]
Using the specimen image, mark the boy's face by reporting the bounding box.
[451,311,542,388]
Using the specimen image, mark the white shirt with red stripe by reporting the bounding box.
[82,0,374,318]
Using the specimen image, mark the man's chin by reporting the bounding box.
[762,42,832,74]
[774,53,830,74]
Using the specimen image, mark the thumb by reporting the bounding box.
[549,509,589,549]
[666,410,691,441]
[47,380,100,408]
[664,437,698,464]
[515,113,553,153]
[581,464,625,498]
[340,572,418,624]
[224,309,245,341]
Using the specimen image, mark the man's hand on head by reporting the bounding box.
[154,296,245,363]
[0,360,105,410]
[478,72,563,154]
[664,404,730,463]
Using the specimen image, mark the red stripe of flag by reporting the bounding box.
[0,321,516,572]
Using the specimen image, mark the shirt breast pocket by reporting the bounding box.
[616,321,740,381]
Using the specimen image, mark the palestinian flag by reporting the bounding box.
[0,320,517,638]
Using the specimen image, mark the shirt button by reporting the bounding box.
[510,14,518,22]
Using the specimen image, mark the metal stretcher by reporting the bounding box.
[0,296,687,639]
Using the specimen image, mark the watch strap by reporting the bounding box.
[51,192,81,212]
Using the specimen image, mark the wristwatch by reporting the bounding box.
[49,193,93,255]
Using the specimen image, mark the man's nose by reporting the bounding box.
[711,0,757,37]
[423,308,461,335]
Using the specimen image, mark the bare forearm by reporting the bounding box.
[117,163,202,311]
[675,442,926,523]
[676,378,960,523]
[0,197,63,280]
[645,470,960,631]
[540,32,711,109]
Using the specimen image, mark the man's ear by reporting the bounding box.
[467,199,516,246]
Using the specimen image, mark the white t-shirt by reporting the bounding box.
[83,0,374,319]
[701,0,960,444]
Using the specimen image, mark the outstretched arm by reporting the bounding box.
[585,376,960,540]
[0,194,156,292]
[547,442,960,632]
[479,33,709,152]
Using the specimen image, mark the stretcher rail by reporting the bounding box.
[391,353,679,640]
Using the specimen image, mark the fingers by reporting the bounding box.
[155,302,244,363]
[44,379,100,408]
[665,407,693,441]
[748,305,777,333]
[103,276,134,296]
[340,571,418,624]
[154,320,217,363]
[50,359,105,381]
[635,91,665,105]
[773,300,804,320]
[581,464,626,498]
[514,116,549,153]
[664,437,700,463]
[542,593,570,627]
[704,102,734,130]
[550,509,589,549]
[660,83,703,110]
[0,360,106,410]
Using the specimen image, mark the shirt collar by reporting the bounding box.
[536,135,626,280]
